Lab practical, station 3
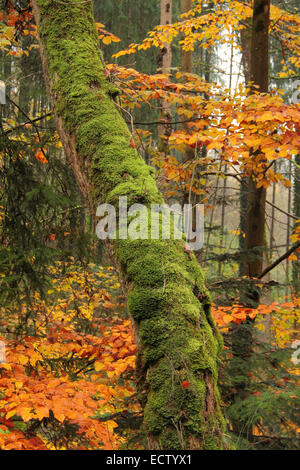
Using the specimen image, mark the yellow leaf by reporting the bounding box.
[223,314,233,324]
[102,36,112,45]
[55,413,65,423]
[244,137,261,147]
[20,407,33,422]
[6,410,16,420]
[257,111,274,122]
[18,354,28,365]
[94,361,105,372]
[103,300,115,309]
[283,179,292,188]
[35,407,49,420]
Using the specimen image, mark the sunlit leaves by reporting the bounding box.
[96,22,121,46]
[212,297,300,348]
[113,1,300,78]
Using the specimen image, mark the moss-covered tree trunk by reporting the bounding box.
[32,0,225,449]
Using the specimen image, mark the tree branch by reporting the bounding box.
[258,240,300,279]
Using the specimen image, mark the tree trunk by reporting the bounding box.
[231,0,270,442]
[285,160,292,294]
[158,0,172,74]
[239,1,251,276]
[269,162,276,260]
[292,154,300,291]
[158,0,172,152]
[180,0,194,208]
[244,0,270,285]
[32,0,225,450]
[250,0,270,94]
[180,0,192,74]
[240,21,251,84]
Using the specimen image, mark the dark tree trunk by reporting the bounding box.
[158,0,173,153]
[292,154,300,291]
[231,0,270,442]
[180,0,193,74]
[244,0,270,284]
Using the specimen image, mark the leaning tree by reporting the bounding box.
[32,0,225,449]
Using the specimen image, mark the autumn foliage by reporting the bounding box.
[0,0,299,451]
[0,260,298,449]
[0,263,139,450]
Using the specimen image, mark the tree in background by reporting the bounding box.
[157,0,173,153]
[228,0,271,441]
[244,0,270,284]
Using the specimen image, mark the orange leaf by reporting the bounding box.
[103,300,115,309]
[181,381,190,389]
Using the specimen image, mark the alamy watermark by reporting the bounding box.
[0,80,6,105]
[291,339,300,366]
[95,196,204,251]
[0,341,6,364]
[291,80,300,104]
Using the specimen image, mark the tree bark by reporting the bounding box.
[239,1,251,276]
[180,0,193,74]
[231,0,270,442]
[32,0,225,450]
[158,0,172,151]
[179,0,195,208]
[292,154,300,291]
[240,6,251,86]
[250,0,270,94]
[244,0,270,284]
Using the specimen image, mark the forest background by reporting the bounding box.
[0,0,299,451]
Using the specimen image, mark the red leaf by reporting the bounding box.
[129,139,136,149]
[181,381,190,389]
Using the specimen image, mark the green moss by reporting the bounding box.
[128,286,165,321]
[146,359,172,390]
[127,255,164,287]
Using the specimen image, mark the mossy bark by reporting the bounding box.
[32,0,225,449]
